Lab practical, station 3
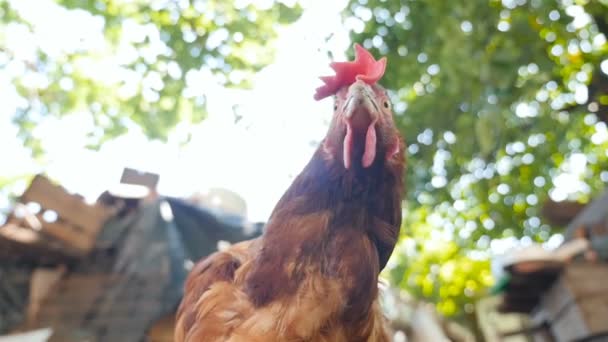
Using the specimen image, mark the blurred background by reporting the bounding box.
[1,0,608,341]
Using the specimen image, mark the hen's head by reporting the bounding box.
[316,44,402,171]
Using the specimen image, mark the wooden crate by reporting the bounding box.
[0,175,110,259]
[0,223,80,263]
[538,263,608,342]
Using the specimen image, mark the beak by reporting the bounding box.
[342,80,379,169]
[343,80,380,128]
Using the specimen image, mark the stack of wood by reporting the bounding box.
[485,190,608,341]
[530,263,608,342]
[0,169,268,341]
[0,175,110,263]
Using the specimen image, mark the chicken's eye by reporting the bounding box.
[383,101,390,109]
[334,103,338,111]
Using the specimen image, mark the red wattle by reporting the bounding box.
[362,125,377,168]
[386,136,400,159]
[343,125,353,169]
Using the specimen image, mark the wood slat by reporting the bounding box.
[0,224,80,262]
[0,224,41,245]
[37,219,94,252]
[540,263,608,341]
[27,267,65,325]
[20,175,108,236]
[6,212,94,253]
[120,168,159,189]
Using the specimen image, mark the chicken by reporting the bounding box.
[175,44,406,342]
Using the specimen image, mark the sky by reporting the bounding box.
[0,0,351,222]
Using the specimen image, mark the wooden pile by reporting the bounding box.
[0,175,110,262]
[486,190,608,342]
[0,171,265,341]
[531,263,608,342]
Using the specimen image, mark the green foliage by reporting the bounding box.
[387,207,493,317]
[1,0,302,153]
[348,0,608,317]
[0,174,32,223]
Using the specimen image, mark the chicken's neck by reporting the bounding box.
[245,143,405,310]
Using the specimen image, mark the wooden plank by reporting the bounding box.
[541,280,571,323]
[27,267,65,325]
[551,304,588,342]
[0,224,42,245]
[120,168,159,189]
[20,175,108,236]
[0,224,81,262]
[5,212,93,253]
[542,263,608,318]
[563,263,608,290]
[540,263,608,341]
[37,219,94,252]
[579,295,608,336]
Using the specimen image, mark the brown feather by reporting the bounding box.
[176,81,406,341]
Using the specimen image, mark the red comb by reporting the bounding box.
[314,44,387,101]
